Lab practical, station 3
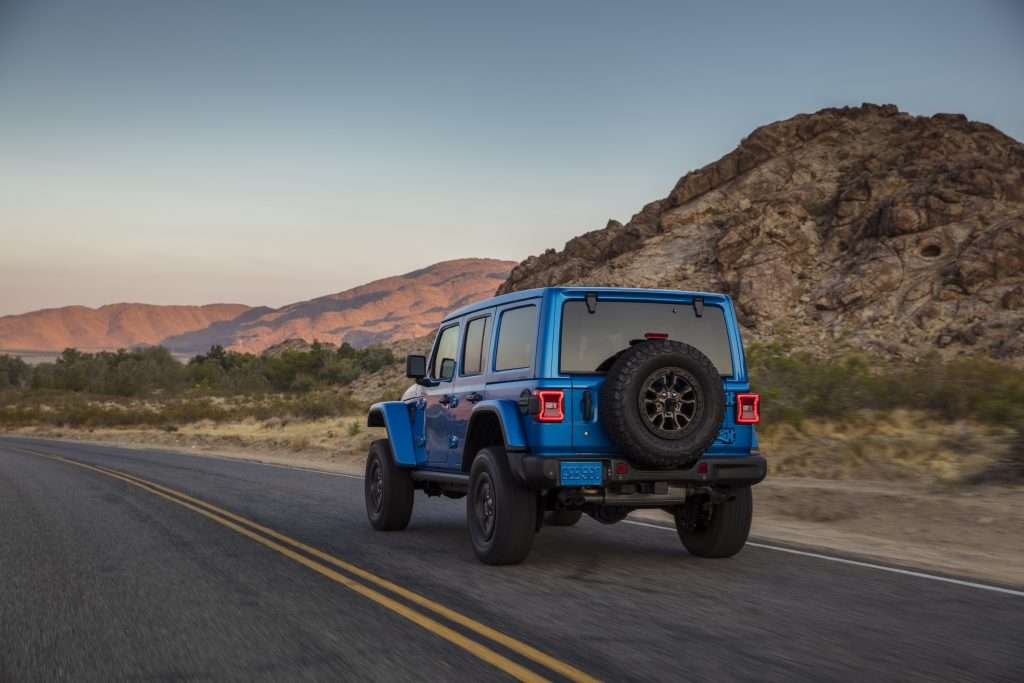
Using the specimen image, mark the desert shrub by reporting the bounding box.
[747,345,1024,429]
[289,392,358,420]
[27,347,185,396]
[372,384,408,405]
[747,346,883,425]
[0,355,31,389]
[162,399,230,424]
[187,341,396,394]
[0,340,398,400]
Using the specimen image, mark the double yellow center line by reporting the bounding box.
[11,446,599,683]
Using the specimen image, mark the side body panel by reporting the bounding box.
[468,400,528,451]
[367,401,423,466]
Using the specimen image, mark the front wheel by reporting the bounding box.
[467,447,537,565]
[674,487,752,558]
[365,439,414,531]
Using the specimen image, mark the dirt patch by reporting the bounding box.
[637,479,1024,586]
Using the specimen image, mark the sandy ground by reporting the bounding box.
[9,424,1023,587]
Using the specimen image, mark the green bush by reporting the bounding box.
[747,345,1024,429]
[7,341,398,399]
[187,341,395,394]
[0,355,31,389]
[27,347,185,396]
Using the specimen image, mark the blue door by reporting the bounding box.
[424,323,460,466]
[447,311,494,469]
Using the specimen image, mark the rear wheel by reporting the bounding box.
[364,439,414,531]
[544,509,583,527]
[674,487,752,557]
[467,447,537,564]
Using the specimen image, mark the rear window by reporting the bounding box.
[494,305,537,371]
[559,300,733,375]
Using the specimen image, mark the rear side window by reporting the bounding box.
[461,315,491,376]
[560,301,733,375]
[430,324,460,380]
[494,305,537,371]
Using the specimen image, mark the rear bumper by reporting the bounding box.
[509,452,767,490]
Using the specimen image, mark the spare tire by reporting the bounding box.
[599,340,725,469]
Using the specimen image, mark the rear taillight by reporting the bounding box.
[536,390,565,422]
[736,393,760,424]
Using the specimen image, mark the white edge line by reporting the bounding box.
[622,519,1024,598]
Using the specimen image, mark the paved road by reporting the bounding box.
[1,436,1021,682]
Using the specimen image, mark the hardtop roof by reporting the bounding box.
[443,286,731,322]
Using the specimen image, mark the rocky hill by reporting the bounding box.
[499,104,1024,359]
[162,258,513,353]
[0,303,251,352]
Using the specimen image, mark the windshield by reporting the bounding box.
[559,300,733,375]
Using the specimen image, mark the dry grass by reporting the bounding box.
[171,415,377,454]
[760,409,1015,483]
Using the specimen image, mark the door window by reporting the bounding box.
[461,316,491,376]
[430,324,460,381]
[494,305,537,371]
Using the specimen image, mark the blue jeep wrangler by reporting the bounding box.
[366,287,766,564]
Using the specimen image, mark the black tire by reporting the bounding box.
[599,340,725,469]
[467,447,537,565]
[544,509,583,527]
[674,487,752,558]
[364,439,414,531]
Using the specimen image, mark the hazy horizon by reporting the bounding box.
[2,0,1022,316]
[0,255,515,317]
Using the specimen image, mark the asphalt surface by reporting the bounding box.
[1,436,1021,682]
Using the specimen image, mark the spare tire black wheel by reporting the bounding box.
[599,340,725,469]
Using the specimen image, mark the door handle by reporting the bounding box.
[465,392,483,403]
[581,389,593,421]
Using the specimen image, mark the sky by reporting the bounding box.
[1,0,1022,316]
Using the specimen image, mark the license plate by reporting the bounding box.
[559,461,603,486]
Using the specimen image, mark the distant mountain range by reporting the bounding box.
[0,303,251,352]
[0,258,514,354]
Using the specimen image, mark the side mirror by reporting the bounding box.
[406,354,427,379]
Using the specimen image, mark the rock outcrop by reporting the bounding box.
[499,104,1024,359]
